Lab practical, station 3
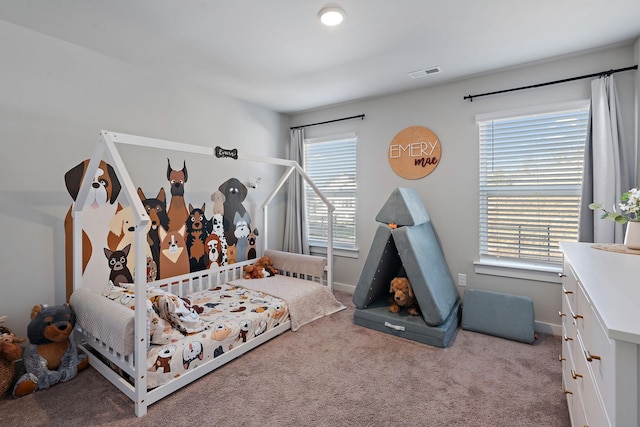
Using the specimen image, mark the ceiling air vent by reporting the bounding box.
[408,66,443,79]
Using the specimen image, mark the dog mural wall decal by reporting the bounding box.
[108,206,152,279]
[204,234,223,268]
[64,159,122,298]
[104,244,133,287]
[167,159,189,233]
[158,224,190,279]
[66,151,257,290]
[233,211,251,263]
[246,228,258,260]
[138,187,170,280]
[218,177,250,250]
[186,203,210,272]
[209,189,228,266]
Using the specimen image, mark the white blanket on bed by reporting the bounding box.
[229,276,345,331]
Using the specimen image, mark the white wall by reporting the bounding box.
[0,21,289,338]
[291,44,638,334]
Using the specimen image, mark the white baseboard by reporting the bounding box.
[332,282,355,294]
[535,320,562,336]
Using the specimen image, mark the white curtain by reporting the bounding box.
[579,75,632,243]
[282,128,310,254]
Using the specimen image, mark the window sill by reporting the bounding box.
[310,245,359,259]
[473,259,562,284]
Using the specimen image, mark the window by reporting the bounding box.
[303,132,357,251]
[477,101,589,274]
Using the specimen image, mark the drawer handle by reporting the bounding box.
[559,273,566,278]
[571,369,583,379]
[563,335,573,342]
[558,355,565,362]
[558,311,566,317]
[563,390,573,395]
[572,314,583,320]
[563,289,573,295]
[584,350,601,362]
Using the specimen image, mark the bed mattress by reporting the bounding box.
[147,283,290,388]
[72,282,290,389]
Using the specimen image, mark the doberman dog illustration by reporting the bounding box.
[167,159,189,233]
[137,187,170,280]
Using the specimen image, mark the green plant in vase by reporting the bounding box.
[590,188,640,249]
[589,188,640,224]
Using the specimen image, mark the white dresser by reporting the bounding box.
[560,242,640,427]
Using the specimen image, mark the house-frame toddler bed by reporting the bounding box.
[68,131,340,416]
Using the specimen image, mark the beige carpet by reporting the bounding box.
[0,291,570,427]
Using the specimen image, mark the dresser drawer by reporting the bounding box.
[576,284,615,415]
[562,352,588,427]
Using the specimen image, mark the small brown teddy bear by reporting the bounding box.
[243,256,278,279]
[0,316,25,396]
[389,277,420,316]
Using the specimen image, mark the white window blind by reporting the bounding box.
[478,103,589,266]
[304,133,357,249]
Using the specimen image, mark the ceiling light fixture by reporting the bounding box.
[318,5,346,26]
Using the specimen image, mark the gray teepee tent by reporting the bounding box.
[352,187,460,347]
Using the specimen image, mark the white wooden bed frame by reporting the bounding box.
[71,130,335,416]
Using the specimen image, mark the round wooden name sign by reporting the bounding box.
[388,126,441,179]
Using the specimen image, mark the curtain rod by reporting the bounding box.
[290,114,365,130]
[463,65,638,102]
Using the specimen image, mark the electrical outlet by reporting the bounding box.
[458,273,467,287]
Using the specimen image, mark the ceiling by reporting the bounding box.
[2,1,640,114]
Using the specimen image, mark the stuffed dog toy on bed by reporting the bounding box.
[243,256,278,279]
[389,277,421,316]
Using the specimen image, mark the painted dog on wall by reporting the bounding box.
[158,224,190,279]
[137,187,170,280]
[104,244,134,287]
[167,158,189,233]
[218,177,249,248]
[205,234,223,268]
[108,206,151,278]
[64,159,121,299]
[185,203,210,272]
[233,211,251,263]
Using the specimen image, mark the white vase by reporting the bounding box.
[624,221,640,250]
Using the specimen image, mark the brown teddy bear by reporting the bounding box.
[389,277,421,316]
[243,256,278,279]
[0,316,25,396]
